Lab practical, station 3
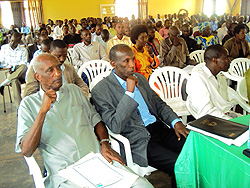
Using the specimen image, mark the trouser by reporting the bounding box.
[146,121,186,188]
[7,64,27,107]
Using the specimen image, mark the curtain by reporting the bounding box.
[138,0,148,20]
[10,2,25,28]
[27,0,43,31]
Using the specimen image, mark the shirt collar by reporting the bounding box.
[112,69,126,87]
[9,44,20,51]
[202,64,215,79]
[82,41,93,47]
[39,86,64,103]
[114,35,126,41]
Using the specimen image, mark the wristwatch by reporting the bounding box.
[99,138,111,145]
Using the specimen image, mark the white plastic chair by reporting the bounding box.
[221,58,250,114]
[77,60,113,87]
[89,71,111,91]
[149,67,190,124]
[108,129,157,177]
[189,50,205,63]
[23,155,46,188]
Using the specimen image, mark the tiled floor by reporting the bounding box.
[0,99,171,188]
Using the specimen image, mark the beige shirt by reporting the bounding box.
[106,35,132,55]
[72,41,107,67]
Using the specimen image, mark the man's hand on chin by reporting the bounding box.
[174,122,189,141]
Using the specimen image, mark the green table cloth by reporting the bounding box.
[175,115,250,188]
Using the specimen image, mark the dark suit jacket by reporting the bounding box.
[91,72,178,167]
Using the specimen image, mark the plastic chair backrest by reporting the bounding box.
[149,67,190,102]
[189,50,205,63]
[24,155,45,188]
[89,71,111,91]
[229,58,250,77]
[77,60,112,85]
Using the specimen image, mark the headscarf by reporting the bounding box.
[198,21,210,33]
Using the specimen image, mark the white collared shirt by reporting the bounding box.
[72,41,107,67]
[186,63,233,119]
[0,44,28,68]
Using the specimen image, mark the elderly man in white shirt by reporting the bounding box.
[186,44,240,120]
[0,32,27,107]
[72,29,107,67]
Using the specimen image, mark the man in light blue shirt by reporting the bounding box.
[92,44,189,188]
[20,22,31,35]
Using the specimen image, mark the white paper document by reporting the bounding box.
[59,152,139,188]
[187,124,249,147]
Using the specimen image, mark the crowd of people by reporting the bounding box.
[0,10,249,188]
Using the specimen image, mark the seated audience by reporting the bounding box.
[97,29,110,50]
[72,29,107,67]
[28,33,48,62]
[23,40,89,97]
[0,32,27,107]
[63,25,82,47]
[147,26,160,57]
[159,19,171,39]
[195,21,219,50]
[73,19,82,34]
[57,24,69,40]
[46,25,55,41]
[159,26,197,68]
[217,19,232,44]
[186,44,240,119]
[53,20,63,39]
[131,24,159,80]
[223,24,250,61]
[180,24,199,53]
[40,27,53,41]
[124,26,131,37]
[108,21,116,37]
[106,22,132,55]
[222,22,237,45]
[92,24,103,41]
[16,53,153,188]
[91,44,189,188]
[33,38,51,59]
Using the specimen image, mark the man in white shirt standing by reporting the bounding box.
[186,44,239,120]
[72,29,107,67]
[0,32,27,107]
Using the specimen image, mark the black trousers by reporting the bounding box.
[146,121,186,175]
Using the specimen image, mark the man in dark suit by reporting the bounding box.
[92,44,189,187]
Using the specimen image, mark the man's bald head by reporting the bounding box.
[33,54,59,73]
[109,44,133,62]
[33,54,62,91]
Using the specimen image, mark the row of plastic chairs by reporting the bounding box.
[23,57,250,187]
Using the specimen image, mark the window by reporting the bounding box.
[115,0,138,19]
[203,0,226,17]
[0,1,14,29]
